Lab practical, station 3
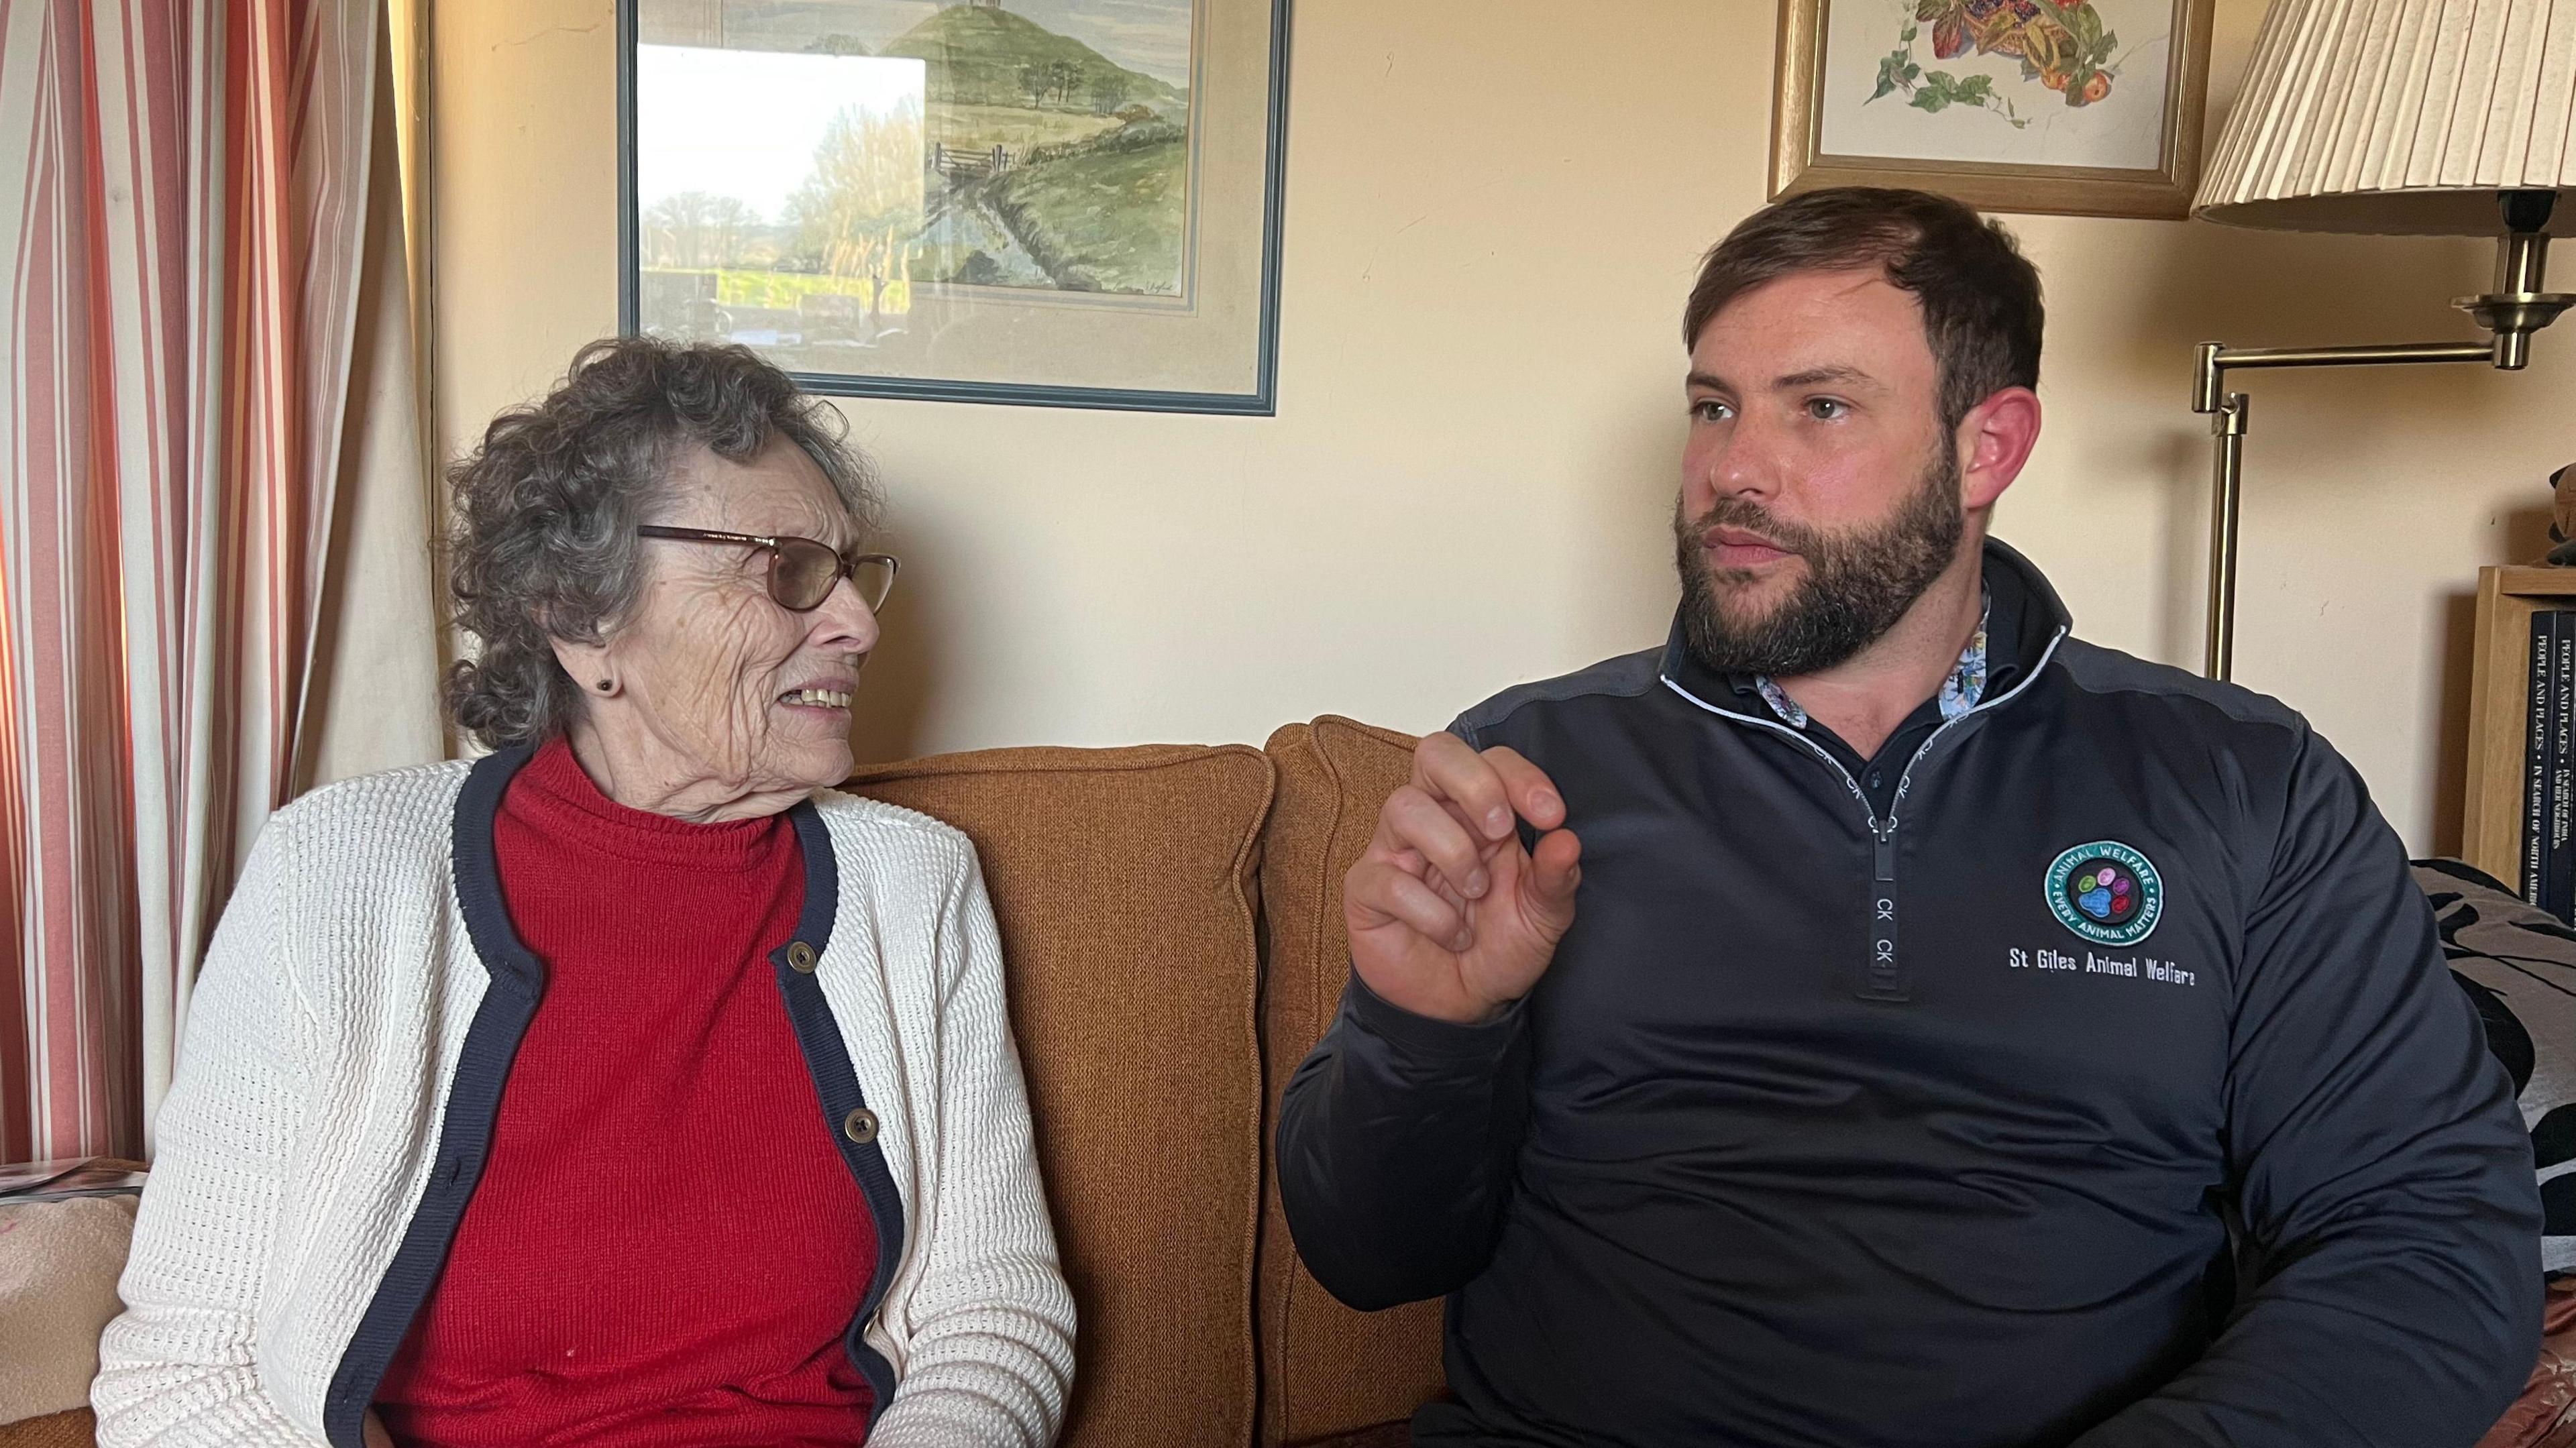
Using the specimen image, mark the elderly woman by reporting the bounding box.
[91,338,1075,1447]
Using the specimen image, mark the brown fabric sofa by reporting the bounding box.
[1,717,1440,1448]
[8,720,2565,1447]
[847,723,1443,1447]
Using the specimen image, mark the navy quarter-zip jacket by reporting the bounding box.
[1276,541,2542,1448]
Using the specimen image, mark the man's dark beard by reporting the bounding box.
[1673,448,1964,678]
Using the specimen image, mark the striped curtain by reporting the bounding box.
[0,0,434,1162]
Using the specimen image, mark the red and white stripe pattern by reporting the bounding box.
[0,0,381,1162]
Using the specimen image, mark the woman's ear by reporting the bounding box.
[551,632,616,698]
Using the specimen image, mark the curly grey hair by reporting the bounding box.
[443,336,884,751]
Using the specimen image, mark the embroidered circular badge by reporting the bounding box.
[2045,840,2163,946]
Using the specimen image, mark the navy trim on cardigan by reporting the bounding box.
[321,755,908,1443]
[323,745,547,1448]
[773,798,908,1415]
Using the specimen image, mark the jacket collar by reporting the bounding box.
[1659,535,2074,722]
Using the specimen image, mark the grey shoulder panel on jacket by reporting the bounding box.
[1450,646,1668,740]
[2051,637,2306,736]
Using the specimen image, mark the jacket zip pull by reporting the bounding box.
[1860,820,1908,1003]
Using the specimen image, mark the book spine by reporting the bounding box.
[2548,618,2575,920]
[2527,610,2555,906]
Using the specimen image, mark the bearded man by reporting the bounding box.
[1275,187,2541,1448]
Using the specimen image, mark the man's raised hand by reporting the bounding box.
[1343,733,1582,1024]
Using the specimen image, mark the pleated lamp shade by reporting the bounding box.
[2194,0,2576,233]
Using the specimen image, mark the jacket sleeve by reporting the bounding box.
[868,843,1078,1448]
[2074,732,2542,1448]
[91,814,327,1447]
[1276,974,1532,1311]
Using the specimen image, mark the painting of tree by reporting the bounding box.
[643,190,761,268]
[631,0,1286,408]
[781,97,927,280]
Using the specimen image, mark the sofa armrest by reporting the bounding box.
[0,1192,139,1428]
[0,1409,95,1448]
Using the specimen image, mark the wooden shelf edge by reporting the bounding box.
[2465,567,2534,883]
[2491,565,2576,596]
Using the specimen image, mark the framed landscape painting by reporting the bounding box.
[619,0,1291,413]
[1769,0,2214,218]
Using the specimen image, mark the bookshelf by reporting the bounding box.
[2463,566,2576,885]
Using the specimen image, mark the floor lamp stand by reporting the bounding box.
[2191,190,2575,681]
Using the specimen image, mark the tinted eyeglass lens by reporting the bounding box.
[852,555,898,612]
[771,539,845,610]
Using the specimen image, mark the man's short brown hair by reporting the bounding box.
[1683,187,2043,433]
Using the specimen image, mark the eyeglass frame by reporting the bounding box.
[635,525,900,613]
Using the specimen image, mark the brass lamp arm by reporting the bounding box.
[2187,193,2573,683]
[2196,341,2498,404]
[2190,343,2498,681]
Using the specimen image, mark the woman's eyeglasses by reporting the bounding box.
[636,526,900,614]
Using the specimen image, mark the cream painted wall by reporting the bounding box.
[433,0,2576,854]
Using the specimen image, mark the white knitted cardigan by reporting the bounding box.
[90,755,1076,1447]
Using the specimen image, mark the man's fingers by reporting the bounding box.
[1379,784,1491,897]
[1390,849,1473,916]
[1431,792,1499,853]
[1426,869,1469,915]
[1351,861,1470,951]
[1527,828,1582,909]
[1481,746,1568,832]
[1413,732,1517,841]
[1414,734,1568,840]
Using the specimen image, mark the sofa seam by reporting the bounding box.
[1289,724,1344,1445]
[1232,746,1279,1448]
[1252,724,1323,1446]
[842,742,1273,785]
[1280,714,1397,1443]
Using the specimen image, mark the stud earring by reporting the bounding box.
[595,679,613,693]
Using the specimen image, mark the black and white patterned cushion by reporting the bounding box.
[2415,858,2576,1270]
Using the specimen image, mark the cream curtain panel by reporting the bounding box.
[0,0,442,1164]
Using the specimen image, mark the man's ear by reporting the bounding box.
[1955,386,2042,513]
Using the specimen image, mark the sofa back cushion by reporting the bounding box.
[844,744,1274,1448]
[1256,719,1447,1446]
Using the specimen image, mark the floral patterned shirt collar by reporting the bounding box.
[1753,590,1991,731]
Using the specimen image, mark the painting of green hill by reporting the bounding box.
[984,123,1186,294]
[928,100,1121,153]
[879,5,1187,116]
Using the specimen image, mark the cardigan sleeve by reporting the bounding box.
[867,841,1078,1448]
[92,812,327,1447]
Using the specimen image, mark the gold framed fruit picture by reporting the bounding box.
[1770,0,2214,218]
